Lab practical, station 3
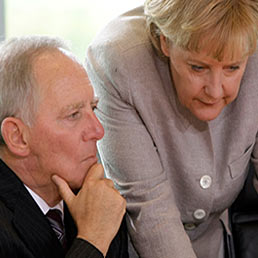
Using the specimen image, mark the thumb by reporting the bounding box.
[52,174,75,207]
[84,163,105,182]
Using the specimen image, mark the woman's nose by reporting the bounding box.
[204,72,224,99]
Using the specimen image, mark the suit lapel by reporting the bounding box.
[0,160,64,258]
[64,204,77,249]
[13,188,65,257]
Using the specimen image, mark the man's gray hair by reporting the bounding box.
[0,35,69,145]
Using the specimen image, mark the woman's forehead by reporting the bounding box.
[185,33,250,62]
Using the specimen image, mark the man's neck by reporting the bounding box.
[1,151,62,207]
[25,185,64,215]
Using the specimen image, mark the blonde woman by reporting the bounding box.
[86,1,258,257]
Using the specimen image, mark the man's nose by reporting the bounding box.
[82,111,104,141]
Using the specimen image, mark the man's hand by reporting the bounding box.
[52,163,126,256]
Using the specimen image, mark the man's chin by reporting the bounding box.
[69,180,84,194]
[72,188,80,195]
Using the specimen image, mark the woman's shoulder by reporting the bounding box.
[241,49,258,89]
[88,6,150,56]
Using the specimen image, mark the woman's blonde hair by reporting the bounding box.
[144,0,258,60]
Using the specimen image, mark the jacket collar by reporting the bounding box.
[0,159,65,257]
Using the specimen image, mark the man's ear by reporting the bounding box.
[1,117,30,157]
[160,34,170,57]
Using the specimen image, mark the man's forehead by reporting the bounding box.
[33,49,72,70]
[33,49,89,86]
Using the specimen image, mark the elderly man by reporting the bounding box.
[0,36,128,258]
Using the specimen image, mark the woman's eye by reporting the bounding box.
[191,65,204,72]
[228,65,240,71]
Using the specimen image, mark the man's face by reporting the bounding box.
[160,37,248,121]
[28,50,104,191]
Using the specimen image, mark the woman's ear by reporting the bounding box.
[1,117,30,157]
[160,34,170,57]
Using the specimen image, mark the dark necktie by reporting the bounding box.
[46,209,67,248]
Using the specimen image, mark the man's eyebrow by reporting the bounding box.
[91,96,99,105]
[60,101,85,116]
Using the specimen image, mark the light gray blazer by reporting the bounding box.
[86,6,258,258]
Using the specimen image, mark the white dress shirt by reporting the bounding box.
[24,185,64,221]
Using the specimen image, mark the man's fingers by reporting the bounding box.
[84,163,104,182]
[84,163,117,190]
[104,178,115,188]
[52,174,75,207]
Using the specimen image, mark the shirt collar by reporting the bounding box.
[24,184,64,219]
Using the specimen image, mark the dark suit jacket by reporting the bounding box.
[0,159,128,258]
[229,162,258,258]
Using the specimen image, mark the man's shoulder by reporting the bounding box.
[106,216,129,258]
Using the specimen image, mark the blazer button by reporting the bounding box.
[200,175,212,189]
[184,223,196,231]
[193,209,206,220]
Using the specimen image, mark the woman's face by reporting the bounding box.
[160,36,249,121]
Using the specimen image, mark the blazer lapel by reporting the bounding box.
[13,188,65,258]
[64,204,77,249]
[0,160,64,258]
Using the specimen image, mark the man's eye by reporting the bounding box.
[191,65,204,72]
[91,104,98,111]
[68,111,80,120]
[91,97,99,111]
